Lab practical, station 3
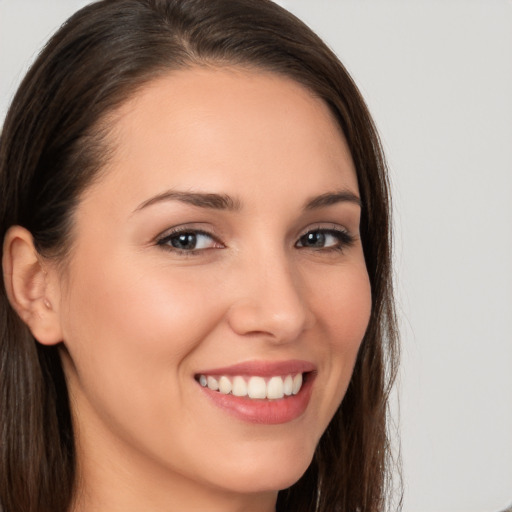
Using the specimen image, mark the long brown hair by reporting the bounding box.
[0,1,400,511]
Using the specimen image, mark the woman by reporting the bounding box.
[0,1,399,511]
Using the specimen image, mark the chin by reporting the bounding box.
[208,439,316,495]
[219,466,310,496]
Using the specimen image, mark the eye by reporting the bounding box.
[295,228,354,251]
[157,229,222,253]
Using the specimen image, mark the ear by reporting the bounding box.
[2,226,63,345]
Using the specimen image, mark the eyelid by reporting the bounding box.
[155,225,225,253]
[153,222,355,255]
[294,224,355,249]
[296,223,351,239]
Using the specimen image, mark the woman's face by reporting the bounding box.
[54,67,371,506]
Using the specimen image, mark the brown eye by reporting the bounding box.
[158,230,220,252]
[296,229,353,250]
[170,233,200,250]
[299,231,327,248]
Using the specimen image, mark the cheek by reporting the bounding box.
[58,252,228,428]
[307,260,372,414]
[313,260,372,350]
[62,257,220,359]
[58,253,232,465]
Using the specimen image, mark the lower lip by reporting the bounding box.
[198,374,315,425]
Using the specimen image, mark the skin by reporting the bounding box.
[8,67,372,511]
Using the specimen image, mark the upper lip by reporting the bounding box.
[195,359,316,377]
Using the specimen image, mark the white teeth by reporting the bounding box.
[207,376,219,391]
[267,376,284,399]
[218,376,232,395]
[292,373,302,395]
[247,376,267,399]
[283,375,293,396]
[232,376,247,397]
[199,373,305,399]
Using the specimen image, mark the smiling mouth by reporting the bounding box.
[195,373,307,400]
[195,363,316,424]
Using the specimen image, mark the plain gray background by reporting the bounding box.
[1,1,511,511]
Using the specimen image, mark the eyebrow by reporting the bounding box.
[135,190,242,212]
[304,190,362,210]
[134,188,362,213]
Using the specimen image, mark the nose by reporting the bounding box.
[226,251,314,343]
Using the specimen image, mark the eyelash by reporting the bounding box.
[156,228,223,255]
[295,227,355,252]
[156,226,355,256]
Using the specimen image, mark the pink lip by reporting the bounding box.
[196,359,316,377]
[195,359,317,425]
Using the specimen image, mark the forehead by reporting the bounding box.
[81,66,358,210]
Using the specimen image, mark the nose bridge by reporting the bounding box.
[227,244,312,342]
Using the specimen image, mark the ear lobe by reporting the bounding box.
[2,225,63,345]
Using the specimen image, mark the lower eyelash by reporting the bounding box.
[156,228,219,254]
[324,231,355,251]
[297,228,355,251]
[155,227,354,255]
[333,230,355,246]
